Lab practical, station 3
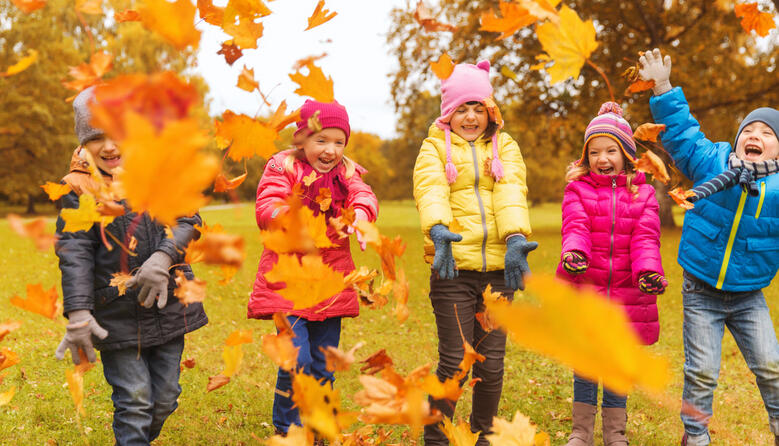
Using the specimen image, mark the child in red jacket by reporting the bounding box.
[247,100,378,436]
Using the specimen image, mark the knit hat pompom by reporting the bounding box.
[598,101,623,117]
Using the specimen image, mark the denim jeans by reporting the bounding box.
[100,336,184,446]
[573,374,627,408]
[681,271,779,445]
[424,270,513,446]
[273,316,341,433]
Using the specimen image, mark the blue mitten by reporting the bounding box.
[429,224,462,280]
[504,234,538,291]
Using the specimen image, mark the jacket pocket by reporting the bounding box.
[747,237,779,252]
[688,216,722,241]
[94,286,122,306]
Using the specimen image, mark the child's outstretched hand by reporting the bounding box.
[127,251,173,309]
[55,309,108,364]
[638,48,673,95]
[505,234,538,291]
[347,209,370,251]
[429,224,462,280]
[638,272,668,295]
[562,251,588,275]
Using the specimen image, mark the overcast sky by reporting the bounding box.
[195,0,409,139]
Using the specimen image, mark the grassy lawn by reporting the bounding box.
[1,200,776,445]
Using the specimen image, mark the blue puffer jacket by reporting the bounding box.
[650,87,779,292]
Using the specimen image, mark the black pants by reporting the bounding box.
[424,270,513,446]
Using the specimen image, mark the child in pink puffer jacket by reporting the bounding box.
[557,102,666,446]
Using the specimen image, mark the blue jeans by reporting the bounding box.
[100,336,184,446]
[273,316,341,433]
[681,271,779,445]
[573,374,627,408]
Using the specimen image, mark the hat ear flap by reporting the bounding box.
[476,60,490,72]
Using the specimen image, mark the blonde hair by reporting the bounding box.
[565,154,639,197]
[282,148,356,178]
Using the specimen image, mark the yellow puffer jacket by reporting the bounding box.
[413,124,532,272]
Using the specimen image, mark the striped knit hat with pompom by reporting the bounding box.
[577,102,637,165]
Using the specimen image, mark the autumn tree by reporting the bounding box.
[387,0,778,225]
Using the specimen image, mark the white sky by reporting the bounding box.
[194,0,409,139]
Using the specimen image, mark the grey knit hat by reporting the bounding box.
[734,107,779,147]
[73,86,104,145]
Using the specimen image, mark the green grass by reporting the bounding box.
[0,201,776,445]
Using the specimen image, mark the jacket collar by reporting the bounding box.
[581,170,646,187]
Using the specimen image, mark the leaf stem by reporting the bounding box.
[586,58,615,103]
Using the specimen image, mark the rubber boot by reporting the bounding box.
[602,407,628,445]
[566,402,597,446]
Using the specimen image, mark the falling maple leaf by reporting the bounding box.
[329,207,357,239]
[392,270,410,323]
[62,51,113,92]
[261,192,335,254]
[213,171,248,192]
[216,40,243,65]
[60,193,115,232]
[293,53,328,70]
[292,373,355,440]
[322,341,365,372]
[633,123,666,142]
[7,214,57,251]
[368,232,406,281]
[734,2,776,37]
[486,411,549,446]
[236,65,259,92]
[0,348,20,371]
[315,188,332,212]
[173,270,207,306]
[0,387,15,407]
[635,150,670,184]
[9,283,60,319]
[207,374,231,392]
[181,357,196,369]
[669,187,696,210]
[626,79,655,95]
[479,1,537,40]
[535,5,598,84]
[117,114,219,226]
[265,254,346,310]
[219,265,238,284]
[9,0,46,13]
[225,329,253,346]
[267,424,314,446]
[475,284,507,333]
[197,0,224,26]
[262,329,298,372]
[222,12,264,49]
[114,9,141,22]
[500,65,518,82]
[75,0,102,15]
[65,368,86,416]
[184,226,245,267]
[302,170,320,187]
[214,111,279,161]
[430,53,455,80]
[441,417,480,446]
[138,0,201,50]
[359,349,393,375]
[0,321,22,343]
[2,49,38,77]
[40,182,72,201]
[305,0,337,30]
[289,61,334,102]
[208,342,244,392]
[110,272,133,296]
[268,100,301,132]
[518,0,560,24]
[484,275,670,395]
[413,0,457,32]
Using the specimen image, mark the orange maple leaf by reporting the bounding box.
[75,0,102,15]
[0,321,22,343]
[315,188,332,212]
[293,53,328,70]
[480,1,538,40]
[669,187,696,210]
[40,182,71,201]
[114,9,141,22]
[305,0,337,30]
[9,283,60,319]
[215,111,279,161]
[359,349,393,375]
[735,2,776,37]
[173,270,207,306]
[214,171,248,192]
[635,150,670,184]
[302,170,320,187]
[633,123,666,142]
[322,341,365,372]
[109,272,133,296]
[225,329,253,346]
[181,357,196,369]
[289,61,334,102]
[261,190,335,254]
[10,0,46,13]
[62,51,113,92]
[7,214,57,251]
[329,207,356,238]
[197,0,224,26]
[626,79,655,95]
[2,49,38,77]
[184,225,245,267]
[265,254,346,310]
[413,0,457,32]
[222,14,264,49]
[216,40,242,65]
[138,0,201,49]
[431,53,455,80]
[268,100,301,132]
[262,330,298,372]
[236,65,259,92]
[0,348,20,371]
[392,270,410,323]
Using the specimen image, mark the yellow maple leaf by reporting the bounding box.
[535,5,598,84]
[223,17,264,50]
[484,275,669,395]
[261,192,335,253]
[110,272,133,296]
[9,283,60,319]
[173,270,207,306]
[40,182,71,201]
[236,65,259,92]
[0,387,15,406]
[215,110,279,161]
[431,53,455,80]
[225,329,253,346]
[289,61,334,102]
[60,193,115,233]
[305,0,337,31]
[302,170,320,186]
[0,348,20,371]
[118,114,219,226]
[441,417,480,446]
[292,373,355,440]
[75,0,102,15]
[265,254,346,310]
[261,330,298,372]
[486,411,543,446]
[138,0,201,50]
[267,424,314,446]
[65,368,86,416]
[479,1,537,40]
[224,0,271,19]
[222,344,243,377]
[2,49,38,77]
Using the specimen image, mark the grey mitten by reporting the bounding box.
[429,224,462,280]
[126,251,173,309]
[55,309,108,364]
[504,234,538,291]
[638,48,673,95]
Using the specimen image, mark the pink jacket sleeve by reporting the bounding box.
[345,165,378,222]
[560,182,592,261]
[255,155,293,230]
[630,186,664,284]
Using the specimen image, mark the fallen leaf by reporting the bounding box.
[10,0,46,13]
[75,0,102,15]
[633,123,666,142]
[735,2,776,37]
[480,1,537,40]
[182,358,196,369]
[216,40,243,65]
[138,0,201,50]
[0,321,22,343]
[265,254,346,310]
[0,387,15,406]
[2,49,38,77]
[305,0,336,30]
[110,272,133,296]
[486,411,543,446]
[413,0,457,32]
[236,65,259,92]
[431,53,455,80]
[535,5,598,84]
[207,374,231,392]
[9,283,60,319]
[40,182,72,201]
[213,171,248,192]
[322,341,365,372]
[635,150,670,184]
[173,270,207,306]
[669,187,696,210]
[215,111,279,161]
[289,61,334,102]
[114,9,141,22]
[0,348,20,371]
[7,214,57,251]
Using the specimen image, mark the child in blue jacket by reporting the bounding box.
[640,48,779,446]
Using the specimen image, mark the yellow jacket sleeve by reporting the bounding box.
[492,132,532,240]
[413,137,453,235]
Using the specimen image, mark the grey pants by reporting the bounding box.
[424,269,513,446]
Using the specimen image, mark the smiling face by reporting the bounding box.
[449,101,488,142]
[735,121,779,162]
[587,136,626,176]
[298,127,346,173]
[83,136,121,174]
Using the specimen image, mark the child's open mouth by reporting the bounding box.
[101,154,122,168]
[744,144,763,156]
[598,167,615,175]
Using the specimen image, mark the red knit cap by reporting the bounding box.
[294,99,351,144]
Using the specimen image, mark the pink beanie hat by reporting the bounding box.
[294,99,351,144]
[578,102,636,165]
[435,60,504,184]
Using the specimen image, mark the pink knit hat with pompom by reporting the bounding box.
[577,102,636,165]
[435,60,504,184]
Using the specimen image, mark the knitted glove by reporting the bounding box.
[429,224,462,280]
[562,251,588,275]
[638,48,673,95]
[638,272,668,295]
[126,251,173,309]
[55,310,108,364]
[504,234,538,291]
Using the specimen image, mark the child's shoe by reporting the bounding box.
[602,407,628,445]
[566,402,597,446]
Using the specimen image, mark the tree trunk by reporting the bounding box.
[26,193,36,215]
[653,180,676,228]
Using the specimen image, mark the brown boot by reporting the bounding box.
[566,402,597,446]
[602,407,628,445]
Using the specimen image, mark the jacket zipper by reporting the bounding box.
[717,189,748,288]
[470,142,488,272]
[607,177,616,299]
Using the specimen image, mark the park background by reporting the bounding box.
[1,0,779,444]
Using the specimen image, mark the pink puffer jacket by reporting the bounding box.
[248,150,378,321]
[556,171,663,345]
